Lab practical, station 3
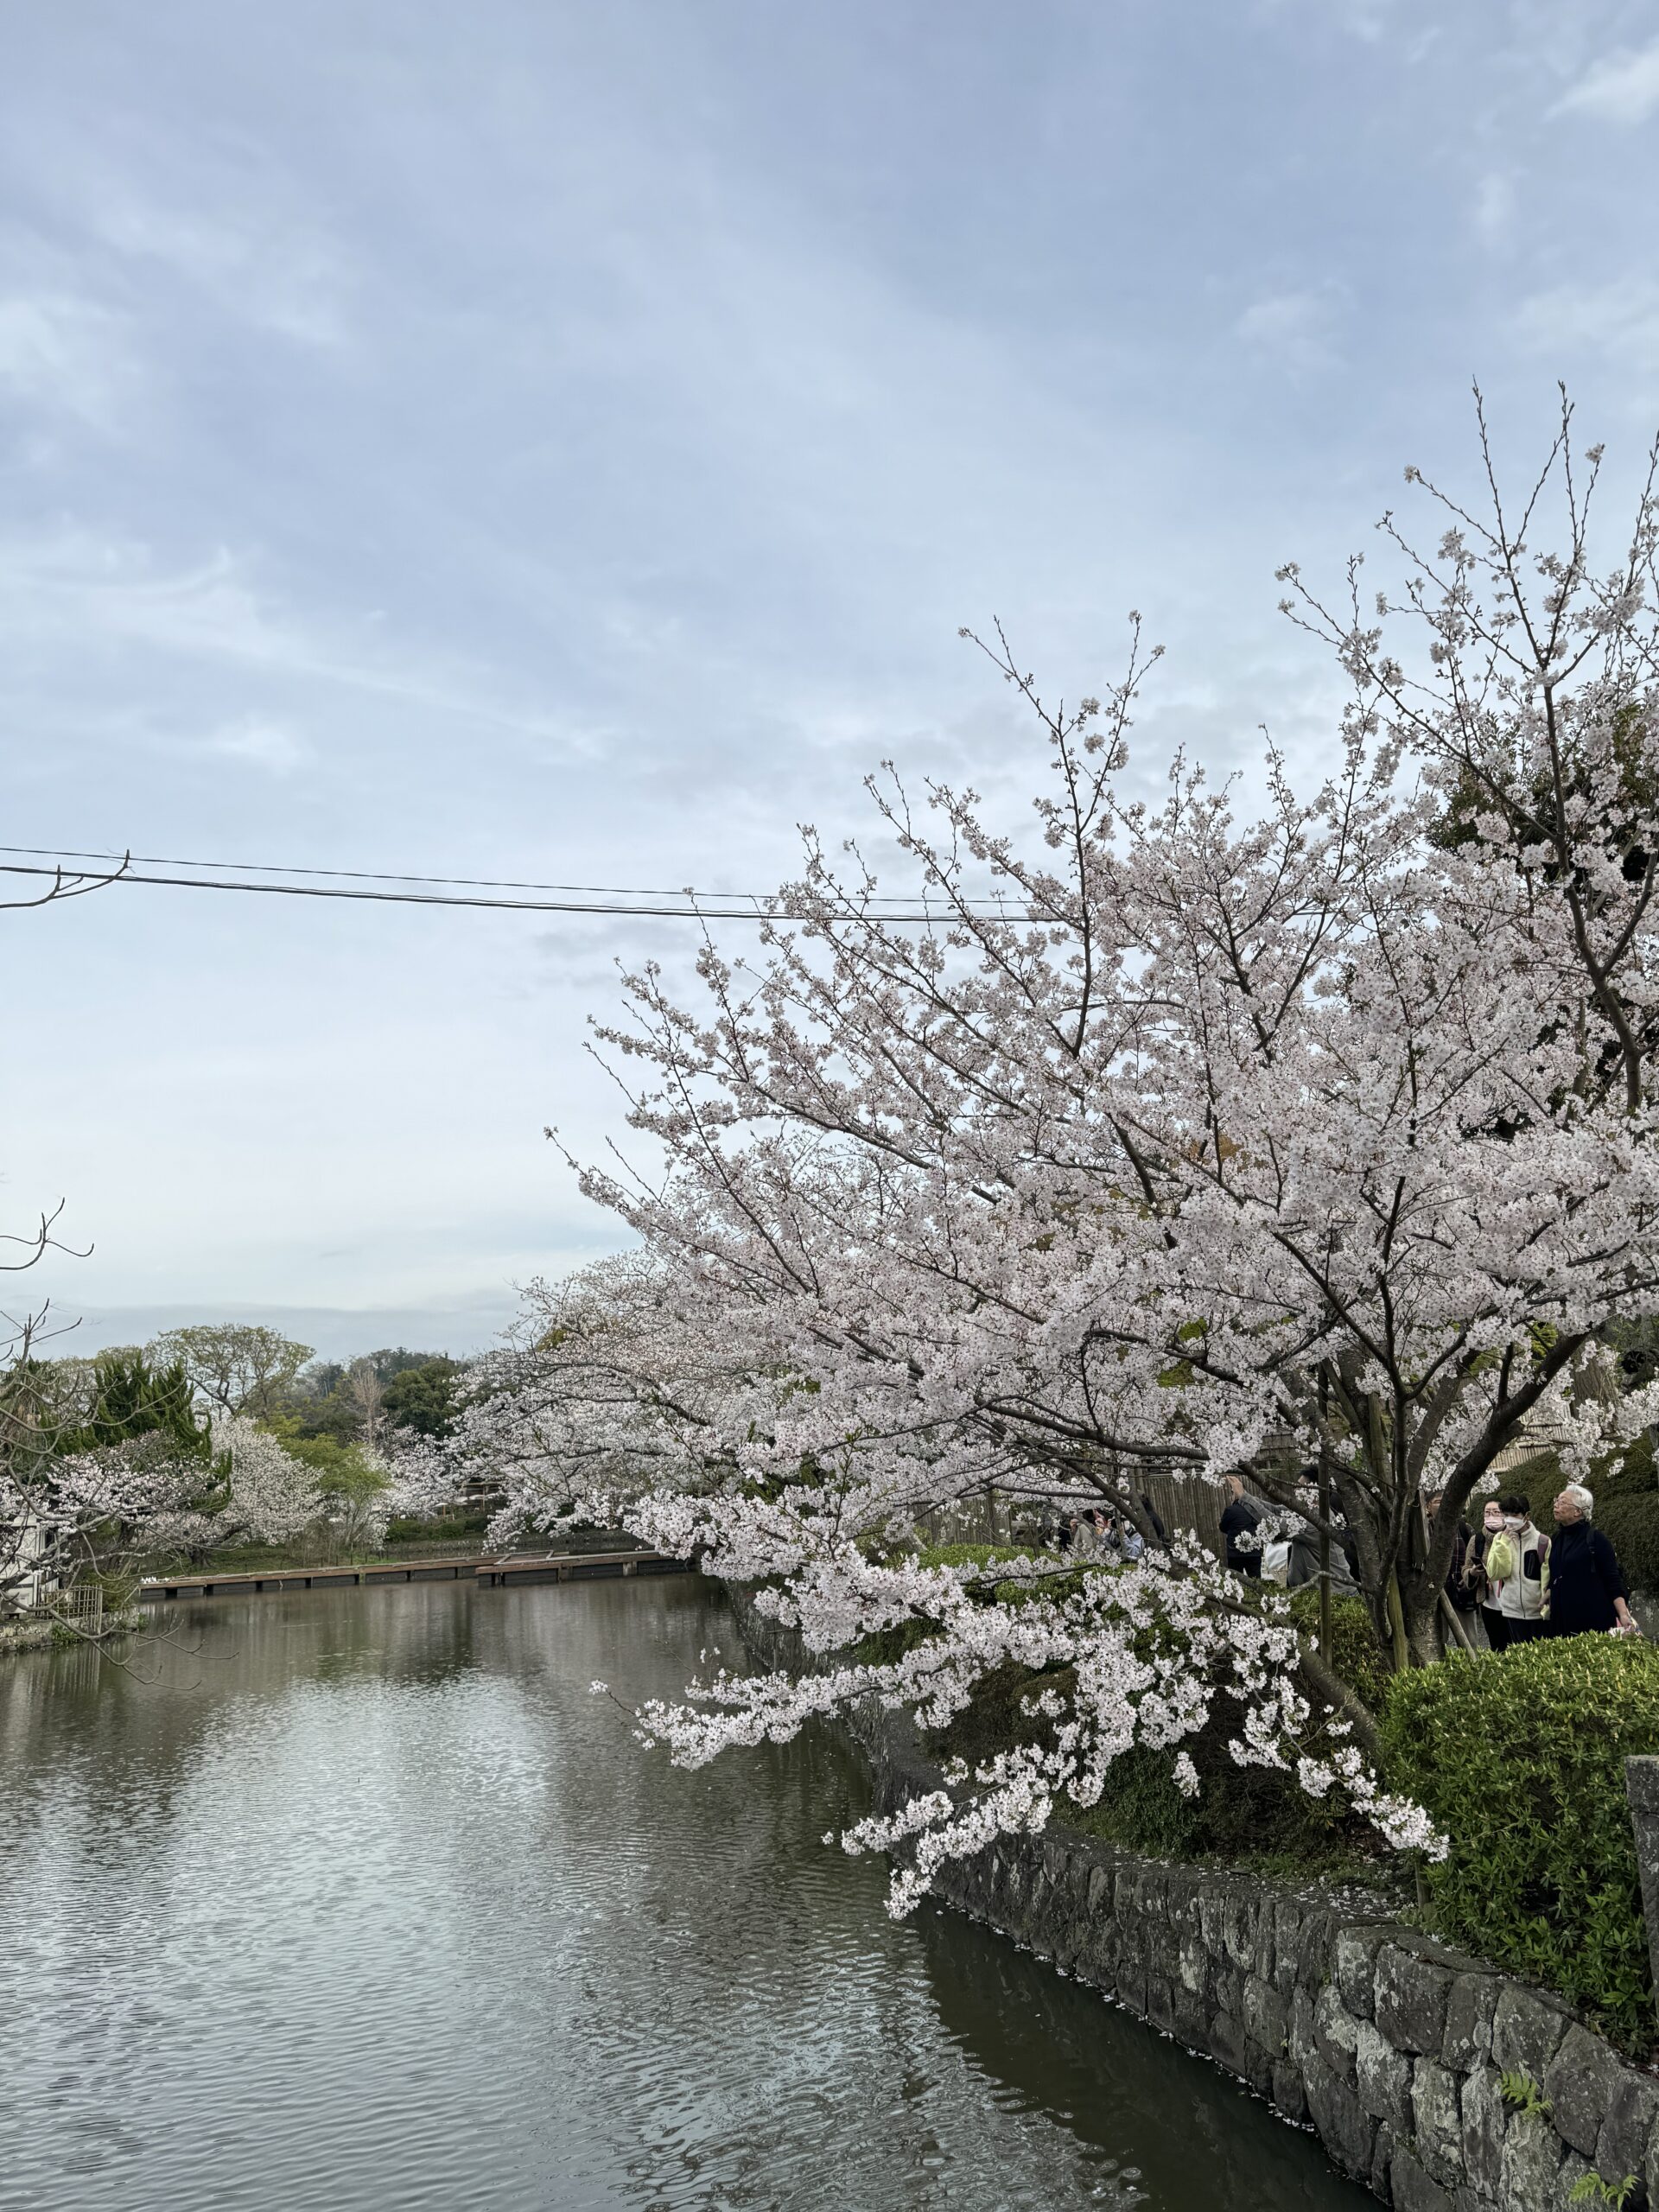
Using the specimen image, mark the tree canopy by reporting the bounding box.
[430,399,1659,1906]
[149,1325,314,1420]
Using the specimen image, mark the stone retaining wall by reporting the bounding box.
[727,1586,1659,2211]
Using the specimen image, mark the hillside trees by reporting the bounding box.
[150,1324,314,1419]
[380,1356,462,1440]
[283,1348,460,1444]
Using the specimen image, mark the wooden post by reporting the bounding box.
[1386,1571,1411,1672]
[1439,1588,1478,1656]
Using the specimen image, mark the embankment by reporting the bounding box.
[728,1585,1659,2212]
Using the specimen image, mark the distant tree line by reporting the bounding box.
[2,1322,473,1611]
[143,1323,464,1440]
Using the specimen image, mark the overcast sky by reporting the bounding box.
[5,0,1658,1358]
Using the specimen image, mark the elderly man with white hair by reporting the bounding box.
[1548,1484,1638,1638]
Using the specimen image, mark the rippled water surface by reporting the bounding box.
[0,1580,1367,2210]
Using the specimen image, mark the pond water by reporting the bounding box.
[0,1579,1367,2210]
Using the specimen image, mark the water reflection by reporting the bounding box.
[916,1899,1357,2209]
[0,1580,1365,2210]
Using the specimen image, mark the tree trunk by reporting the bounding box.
[1396,1562,1446,1668]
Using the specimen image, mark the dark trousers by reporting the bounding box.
[1503,1617,1549,1643]
[1483,1608,1510,1650]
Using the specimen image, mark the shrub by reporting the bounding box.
[1285,1586,1393,1714]
[1507,1433,1659,1592]
[384,1510,489,1543]
[927,1659,1213,1853]
[933,1659,1377,1874]
[1596,1494,1659,1595]
[1065,1724,1373,1869]
[1381,1637,1659,2050]
[1591,1434,1659,1592]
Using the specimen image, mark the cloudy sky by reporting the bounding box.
[5,0,1658,1357]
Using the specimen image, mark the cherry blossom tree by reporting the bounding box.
[210,1414,322,1546]
[449,398,1659,1905]
[0,1372,208,1612]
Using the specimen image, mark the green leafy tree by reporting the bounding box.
[270,1427,391,1506]
[149,1325,314,1419]
[283,1349,454,1441]
[57,1351,211,1463]
[365,1348,444,1382]
[382,1357,463,1439]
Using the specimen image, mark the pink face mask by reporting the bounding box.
[1484,1507,1503,1532]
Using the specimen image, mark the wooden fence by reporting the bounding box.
[49,1584,105,1633]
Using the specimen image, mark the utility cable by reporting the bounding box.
[0,842,1024,915]
[0,841,790,900]
[0,853,1036,925]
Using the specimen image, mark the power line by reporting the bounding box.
[0,842,785,900]
[0,851,1037,925]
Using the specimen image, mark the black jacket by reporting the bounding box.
[1220,1496,1262,1575]
[1548,1519,1628,1635]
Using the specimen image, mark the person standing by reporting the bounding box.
[1548,1484,1638,1637]
[1465,1499,1510,1649]
[1219,1474,1263,1577]
[1427,1491,1477,1623]
[1489,1494,1551,1644]
[1137,1495,1168,1548]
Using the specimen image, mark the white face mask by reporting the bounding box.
[1503,1515,1524,1530]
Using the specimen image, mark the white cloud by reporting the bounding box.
[204,717,311,775]
[1234,289,1341,373]
[0,524,580,745]
[93,195,351,349]
[1514,278,1659,373]
[1472,171,1515,245]
[0,291,135,431]
[1555,40,1659,125]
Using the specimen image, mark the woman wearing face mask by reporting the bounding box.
[1464,1499,1510,1649]
[1486,1494,1551,1644]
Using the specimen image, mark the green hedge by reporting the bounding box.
[1382,1636,1659,2050]
[383,1510,490,1543]
[1592,1435,1659,1591]
[1508,1433,1659,1591]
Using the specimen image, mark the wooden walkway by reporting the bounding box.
[474,1553,693,1587]
[136,1550,693,1602]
